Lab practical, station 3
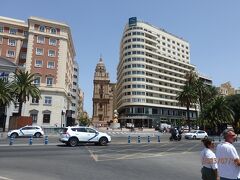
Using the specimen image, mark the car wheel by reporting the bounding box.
[10,133,18,138]
[204,136,208,139]
[34,132,41,138]
[99,137,108,146]
[68,137,78,147]
[192,136,196,140]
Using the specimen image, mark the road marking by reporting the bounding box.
[86,146,98,161]
[0,176,14,180]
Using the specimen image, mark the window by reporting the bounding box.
[31,114,38,123]
[43,114,50,124]
[36,48,43,55]
[37,36,45,44]
[32,98,39,104]
[39,25,45,32]
[35,60,43,67]
[49,38,57,46]
[0,26,3,32]
[20,53,26,59]
[50,28,56,34]
[48,50,55,57]
[46,77,53,86]
[33,77,40,85]
[47,61,55,69]
[8,39,16,46]
[0,36,3,44]
[23,31,28,37]
[44,96,52,105]
[22,41,27,48]
[7,50,15,57]
[9,28,17,35]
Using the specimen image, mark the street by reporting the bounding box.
[0,133,232,180]
[0,133,240,180]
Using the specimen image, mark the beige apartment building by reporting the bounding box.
[116,17,199,128]
[0,16,80,129]
[92,58,115,127]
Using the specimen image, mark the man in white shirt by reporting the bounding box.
[216,129,240,180]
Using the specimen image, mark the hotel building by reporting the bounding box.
[116,17,198,128]
[0,16,79,129]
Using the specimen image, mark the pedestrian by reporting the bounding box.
[200,138,218,180]
[216,129,240,180]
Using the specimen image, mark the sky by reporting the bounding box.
[1,0,240,116]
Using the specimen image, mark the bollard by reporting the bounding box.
[212,136,215,142]
[137,136,141,143]
[44,135,48,145]
[128,136,131,144]
[219,136,221,142]
[147,136,150,143]
[29,136,33,145]
[9,136,14,145]
[157,135,160,143]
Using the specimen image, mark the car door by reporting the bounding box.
[20,127,34,136]
[85,128,98,142]
[197,130,205,139]
[75,128,89,142]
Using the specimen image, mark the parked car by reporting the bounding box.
[7,125,44,138]
[184,130,208,140]
[59,126,111,147]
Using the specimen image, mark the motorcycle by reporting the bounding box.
[169,134,182,141]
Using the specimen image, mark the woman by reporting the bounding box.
[200,138,218,180]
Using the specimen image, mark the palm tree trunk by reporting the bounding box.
[18,101,23,116]
[187,105,191,132]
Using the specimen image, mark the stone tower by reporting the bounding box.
[92,57,114,127]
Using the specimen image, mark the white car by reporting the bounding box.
[7,125,44,138]
[184,130,208,140]
[59,126,111,147]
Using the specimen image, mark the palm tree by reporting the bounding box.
[177,84,198,132]
[226,94,240,133]
[0,79,13,107]
[200,96,234,130]
[11,70,41,116]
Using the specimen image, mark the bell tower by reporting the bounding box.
[92,57,114,127]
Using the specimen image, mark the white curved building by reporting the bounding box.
[116,18,197,128]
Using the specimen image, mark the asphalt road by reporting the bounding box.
[0,134,239,180]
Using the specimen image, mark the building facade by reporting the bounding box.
[218,81,235,96]
[0,16,79,128]
[116,17,197,128]
[92,58,115,127]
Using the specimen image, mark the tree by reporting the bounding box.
[77,111,91,126]
[11,70,41,116]
[0,79,13,107]
[226,94,240,133]
[200,96,234,131]
[177,84,198,132]
[177,70,198,131]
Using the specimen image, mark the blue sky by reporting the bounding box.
[2,0,240,116]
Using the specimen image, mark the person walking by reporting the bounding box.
[201,138,218,180]
[216,129,240,180]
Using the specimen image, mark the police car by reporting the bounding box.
[7,125,44,138]
[59,126,111,147]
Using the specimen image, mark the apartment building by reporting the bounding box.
[0,16,79,128]
[92,58,115,127]
[116,17,198,128]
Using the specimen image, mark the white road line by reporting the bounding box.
[86,146,98,162]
